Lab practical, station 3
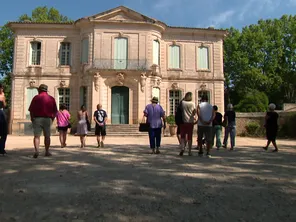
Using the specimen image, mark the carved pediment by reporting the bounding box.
[89,6,156,23]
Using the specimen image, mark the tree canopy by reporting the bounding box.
[224,15,296,111]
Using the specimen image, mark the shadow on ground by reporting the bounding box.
[0,142,295,222]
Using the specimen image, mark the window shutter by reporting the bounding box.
[198,47,209,69]
[26,88,38,119]
[169,46,180,69]
[114,38,128,69]
[81,39,89,64]
[153,40,160,65]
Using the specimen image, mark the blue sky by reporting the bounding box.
[0,0,296,29]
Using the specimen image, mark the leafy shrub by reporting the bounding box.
[245,121,260,136]
[166,114,176,125]
[235,90,269,112]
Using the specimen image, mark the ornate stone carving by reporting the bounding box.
[151,64,161,77]
[118,32,123,37]
[151,77,162,87]
[116,72,125,86]
[140,72,147,92]
[200,83,207,91]
[171,83,178,90]
[29,79,36,87]
[93,72,100,91]
[60,80,66,88]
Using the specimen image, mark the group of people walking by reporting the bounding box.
[27,84,108,158]
[0,83,280,158]
[144,92,279,157]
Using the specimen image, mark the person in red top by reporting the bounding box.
[29,84,57,158]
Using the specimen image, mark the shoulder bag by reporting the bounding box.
[139,116,150,132]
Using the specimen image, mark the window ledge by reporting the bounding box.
[27,65,42,68]
[59,65,71,68]
[197,69,211,72]
[168,68,182,71]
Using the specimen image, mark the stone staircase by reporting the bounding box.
[87,124,148,137]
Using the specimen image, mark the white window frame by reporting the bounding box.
[30,41,41,65]
[60,42,71,66]
[197,46,210,70]
[153,40,160,65]
[58,88,71,110]
[168,45,180,69]
[169,90,181,115]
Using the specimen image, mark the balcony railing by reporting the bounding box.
[93,59,149,71]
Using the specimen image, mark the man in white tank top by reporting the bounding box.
[197,95,215,157]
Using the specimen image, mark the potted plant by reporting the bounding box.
[166,114,177,136]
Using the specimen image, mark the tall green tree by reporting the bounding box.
[0,6,72,107]
[224,15,296,111]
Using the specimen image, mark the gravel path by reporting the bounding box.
[0,135,296,222]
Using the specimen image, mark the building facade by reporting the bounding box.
[8,6,226,134]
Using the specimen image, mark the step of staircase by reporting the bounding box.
[87,124,148,137]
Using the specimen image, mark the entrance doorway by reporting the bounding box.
[111,86,129,124]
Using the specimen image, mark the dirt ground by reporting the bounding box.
[0,135,296,222]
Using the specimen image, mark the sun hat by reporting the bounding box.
[151,96,159,103]
[38,84,48,92]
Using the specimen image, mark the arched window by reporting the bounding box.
[30,41,41,65]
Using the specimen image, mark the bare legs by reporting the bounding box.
[97,135,105,147]
[80,135,86,148]
[59,131,67,148]
[263,140,278,152]
[33,135,51,158]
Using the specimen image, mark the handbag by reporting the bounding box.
[222,119,228,127]
[139,116,150,132]
[60,111,71,128]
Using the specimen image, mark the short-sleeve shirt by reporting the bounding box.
[56,110,70,127]
[144,104,165,129]
[197,102,213,127]
[29,92,58,118]
[94,109,107,125]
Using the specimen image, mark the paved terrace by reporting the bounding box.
[0,135,296,222]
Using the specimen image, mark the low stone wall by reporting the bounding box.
[236,111,291,136]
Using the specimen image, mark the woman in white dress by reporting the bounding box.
[76,105,89,148]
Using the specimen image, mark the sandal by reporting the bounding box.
[272,149,278,153]
[45,152,52,157]
[156,149,160,154]
[179,150,184,156]
[33,152,39,158]
[262,147,268,151]
[150,149,155,154]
